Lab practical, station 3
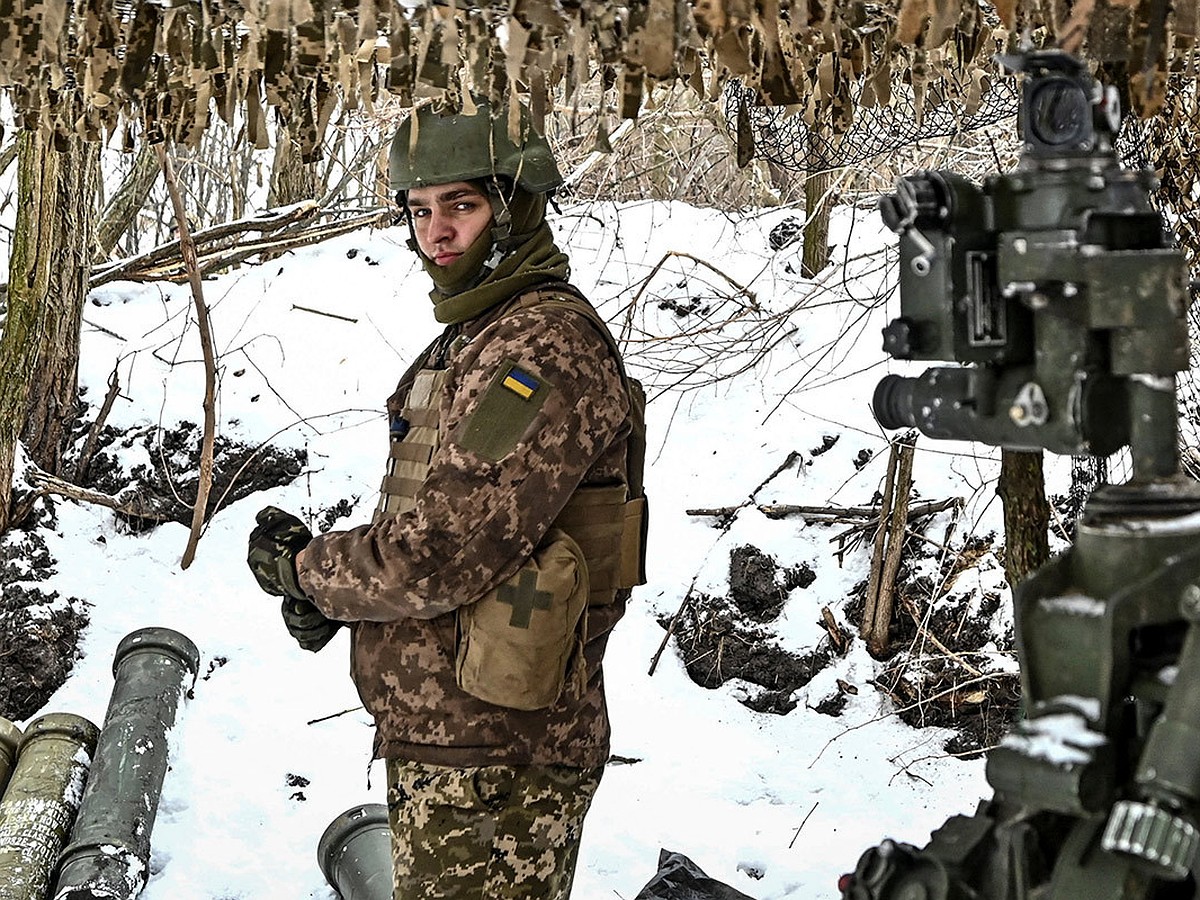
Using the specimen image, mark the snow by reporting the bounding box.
[9,198,1026,898]
[999,697,1107,768]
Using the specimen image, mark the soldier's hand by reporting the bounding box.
[280,597,343,653]
[247,506,312,601]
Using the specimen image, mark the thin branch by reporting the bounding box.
[156,143,218,570]
[74,360,123,484]
[807,671,1010,769]
[788,801,820,849]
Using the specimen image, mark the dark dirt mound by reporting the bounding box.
[82,421,309,530]
[843,532,1020,756]
[666,522,1019,750]
[0,530,89,722]
[668,545,834,716]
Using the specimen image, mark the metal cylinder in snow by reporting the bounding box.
[317,803,393,900]
[0,716,21,800]
[0,713,99,899]
[52,627,200,900]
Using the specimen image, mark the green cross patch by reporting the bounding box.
[497,570,552,628]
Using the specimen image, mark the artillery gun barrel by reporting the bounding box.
[0,713,99,899]
[0,716,21,799]
[318,803,393,900]
[53,627,199,900]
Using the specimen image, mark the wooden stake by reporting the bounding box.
[861,442,899,639]
[867,442,915,657]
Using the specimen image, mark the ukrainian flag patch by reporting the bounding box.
[458,358,554,461]
[501,366,539,400]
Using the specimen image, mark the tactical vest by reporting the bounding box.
[374,288,648,608]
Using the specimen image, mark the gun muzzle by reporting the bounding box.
[53,627,199,900]
[318,803,393,900]
[0,713,99,899]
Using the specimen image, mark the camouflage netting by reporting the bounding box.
[0,1,1196,160]
[725,73,1020,173]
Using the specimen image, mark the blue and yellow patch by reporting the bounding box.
[457,358,554,461]
[501,366,540,400]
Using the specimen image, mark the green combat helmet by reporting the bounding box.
[389,98,563,196]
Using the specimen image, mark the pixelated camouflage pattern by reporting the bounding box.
[0,4,1184,158]
[386,758,601,900]
[297,292,631,768]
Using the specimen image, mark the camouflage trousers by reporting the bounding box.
[385,758,603,899]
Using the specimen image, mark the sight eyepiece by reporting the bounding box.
[872,375,918,431]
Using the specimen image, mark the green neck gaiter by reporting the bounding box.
[417,188,571,325]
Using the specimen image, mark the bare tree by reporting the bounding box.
[0,127,100,531]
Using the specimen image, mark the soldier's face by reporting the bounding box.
[406,182,494,266]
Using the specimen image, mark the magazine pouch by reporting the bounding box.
[455,529,589,710]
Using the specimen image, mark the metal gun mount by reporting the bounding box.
[843,50,1200,900]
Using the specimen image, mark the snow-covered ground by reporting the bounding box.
[9,197,1047,898]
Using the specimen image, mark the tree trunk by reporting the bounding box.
[998,448,1051,589]
[0,128,100,532]
[93,145,160,262]
[802,168,832,277]
[268,125,319,208]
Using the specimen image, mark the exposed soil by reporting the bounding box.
[669,546,833,715]
[0,529,90,722]
[669,592,835,715]
[666,515,1020,751]
[843,531,1020,755]
[82,421,309,530]
[729,544,815,623]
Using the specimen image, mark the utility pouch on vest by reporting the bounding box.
[455,529,589,711]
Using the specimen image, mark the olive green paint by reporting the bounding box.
[0,713,99,900]
[54,628,200,900]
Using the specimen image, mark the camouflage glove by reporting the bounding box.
[279,597,342,653]
[247,507,343,653]
[246,506,312,600]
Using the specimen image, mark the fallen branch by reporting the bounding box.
[291,304,359,323]
[788,801,820,849]
[820,605,849,655]
[648,587,697,677]
[22,469,170,524]
[307,705,364,726]
[87,205,389,288]
[89,201,319,286]
[686,505,744,518]
[759,498,960,521]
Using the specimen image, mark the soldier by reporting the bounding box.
[247,98,647,899]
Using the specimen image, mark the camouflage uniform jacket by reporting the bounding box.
[296,287,632,768]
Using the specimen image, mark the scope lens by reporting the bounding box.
[1027,76,1091,149]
